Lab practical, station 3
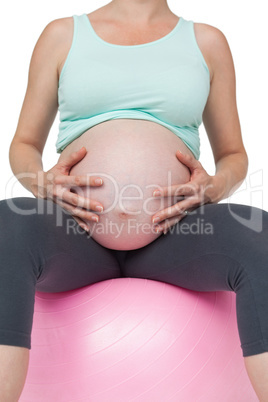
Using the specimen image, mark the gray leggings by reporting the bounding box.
[0,197,268,357]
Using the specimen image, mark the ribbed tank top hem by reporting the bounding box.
[56,110,200,159]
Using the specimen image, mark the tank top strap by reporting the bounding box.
[174,17,209,74]
[72,14,93,44]
[58,14,95,86]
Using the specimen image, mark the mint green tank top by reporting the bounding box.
[57,13,210,159]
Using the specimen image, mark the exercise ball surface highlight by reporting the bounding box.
[20,277,257,401]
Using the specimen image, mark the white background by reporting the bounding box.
[1,0,267,210]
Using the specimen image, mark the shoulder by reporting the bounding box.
[33,16,74,78]
[192,21,234,82]
[39,16,74,46]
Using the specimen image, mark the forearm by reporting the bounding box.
[9,140,44,197]
[210,151,248,203]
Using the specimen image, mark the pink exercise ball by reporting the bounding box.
[20,278,257,401]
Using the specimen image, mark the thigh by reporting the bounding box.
[0,197,122,293]
[122,203,268,292]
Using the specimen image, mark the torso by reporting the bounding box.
[59,119,191,250]
[56,8,213,251]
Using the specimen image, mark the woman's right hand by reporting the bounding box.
[31,147,104,232]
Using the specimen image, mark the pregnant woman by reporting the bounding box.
[1,0,268,400]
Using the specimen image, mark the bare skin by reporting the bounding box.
[0,345,29,401]
[3,0,265,400]
[244,354,268,402]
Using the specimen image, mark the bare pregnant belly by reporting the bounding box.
[59,119,191,250]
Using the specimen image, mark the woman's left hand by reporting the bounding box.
[151,149,224,234]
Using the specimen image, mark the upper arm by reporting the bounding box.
[196,23,247,163]
[10,17,73,154]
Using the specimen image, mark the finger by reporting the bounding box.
[54,174,103,187]
[58,188,104,213]
[171,199,200,216]
[152,203,185,224]
[175,150,200,172]
[154,205,198,234]
[54,197,100,223]
[155,216,183,234]
[71,215,91,232]
[152,199,199,224]
[153,183,197,198]
[59,147,87,170]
